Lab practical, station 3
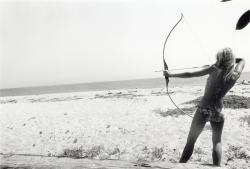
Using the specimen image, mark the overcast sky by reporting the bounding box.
[0,0,249,89]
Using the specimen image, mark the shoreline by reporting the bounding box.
[1,72,249,97]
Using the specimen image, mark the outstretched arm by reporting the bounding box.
[164,65,214,78]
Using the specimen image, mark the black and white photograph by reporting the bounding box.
[0,0,250,168]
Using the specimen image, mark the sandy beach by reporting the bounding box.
[0,83,250,169]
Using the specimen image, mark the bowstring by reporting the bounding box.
[164,14,211,118]
[182,16,213,65]
[166,83,193,118]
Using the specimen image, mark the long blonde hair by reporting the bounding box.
[216,48,235,81]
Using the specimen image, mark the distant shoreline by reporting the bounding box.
[1,72,249,97]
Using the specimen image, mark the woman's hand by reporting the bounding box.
[163,70,170,77]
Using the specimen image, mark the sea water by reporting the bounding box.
[0,72,249,97]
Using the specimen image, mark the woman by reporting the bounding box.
[163,48,245,166]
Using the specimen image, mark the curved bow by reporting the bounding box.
[163,13,193,118]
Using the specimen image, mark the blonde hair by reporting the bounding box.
[216,48,235,68]
[216,48,235,81]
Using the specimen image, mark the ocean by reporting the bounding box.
[0,72,249,97]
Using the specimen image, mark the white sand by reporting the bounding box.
[0,85,250,168]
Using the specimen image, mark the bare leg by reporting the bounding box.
[180,110,206,163]
[210,117,224,166]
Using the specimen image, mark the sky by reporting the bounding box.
[0,0,250,89]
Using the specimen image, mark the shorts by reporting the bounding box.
[198,106,224,123]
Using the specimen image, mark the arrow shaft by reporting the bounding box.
[155,65,210,72]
